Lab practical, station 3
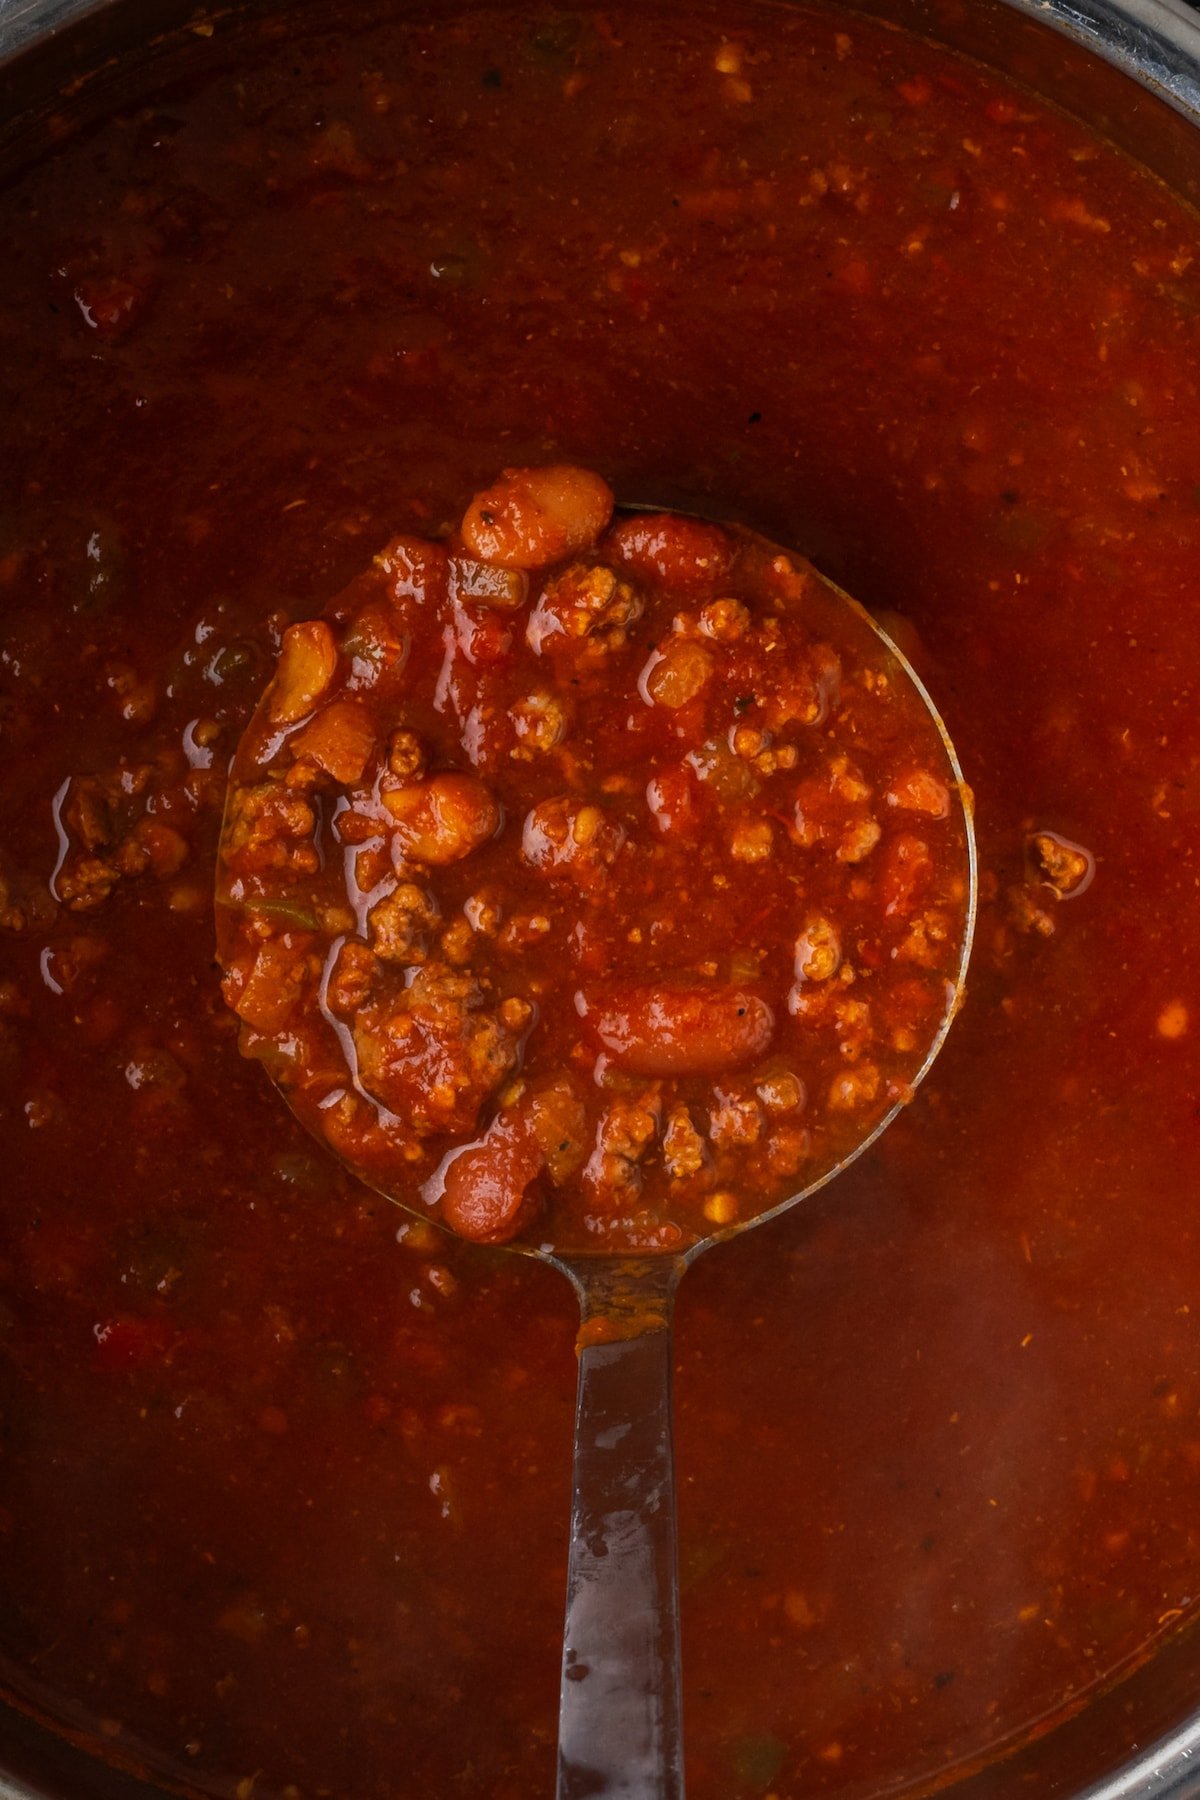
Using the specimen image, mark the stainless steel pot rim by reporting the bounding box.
[1011,0,1200,116]
[0,0,1198,1795]
[1086,1723,1200,1800]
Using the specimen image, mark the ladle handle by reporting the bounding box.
[556,1257,686,1800]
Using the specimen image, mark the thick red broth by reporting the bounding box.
[2,3,1200,1798]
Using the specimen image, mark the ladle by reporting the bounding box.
[217,507,976,1800]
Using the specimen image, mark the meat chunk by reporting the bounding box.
[582,1087,662,1208]
[663,1104,706,1178]
[64,775,115,852]
[522,796,626,893]
[708,1082,765,1148]
[837,817,882,864]
[828,1064,881,1111]
[526,1078,590,1182]
[1029,829,1094,897]
[699,598,750,641]
[794,916,841,983]
[688,736,759,805]
[510,690,570,753]
[879,833,932,916]
[1007,883,1057,939]
[727,817,774,863]
[896,909,954,968]
[885,769,951,819]
[52,765,187,910]
[325,938,379,1012]
[387,728,426,780]
[527,561,643,654]
[113,818,189,880]
[56,853,121,911]
[352,962,520,1136]
[368,883,439,964]
[221,781,319,878]
[760,641,840,732]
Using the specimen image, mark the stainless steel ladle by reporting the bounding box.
[218,524,977,1800]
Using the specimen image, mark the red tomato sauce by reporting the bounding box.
[1,3,1200,1798]
[217,468,971,1251]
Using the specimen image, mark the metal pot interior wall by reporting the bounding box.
[1,0,1199,1796]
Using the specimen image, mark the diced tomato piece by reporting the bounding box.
[645,762,703,836]
[290,699,377,783]
[449,557,528,612]
[226,938,314,1033]
[452,602,515,666]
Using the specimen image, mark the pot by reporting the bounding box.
[0,0,1199,1795]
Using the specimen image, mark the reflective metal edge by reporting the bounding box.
[0,0,115,63]
[1003,0,1200,114]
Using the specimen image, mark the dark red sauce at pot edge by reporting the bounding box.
[3,3,1200,1797]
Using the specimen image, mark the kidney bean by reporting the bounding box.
[439,1112,544,1243]
[460,465,614,569]
[604,513,734,597]
[577,983,775,1076]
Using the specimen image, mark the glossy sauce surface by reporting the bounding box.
[2,3,1200,1797]
[217,473,970,1251]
